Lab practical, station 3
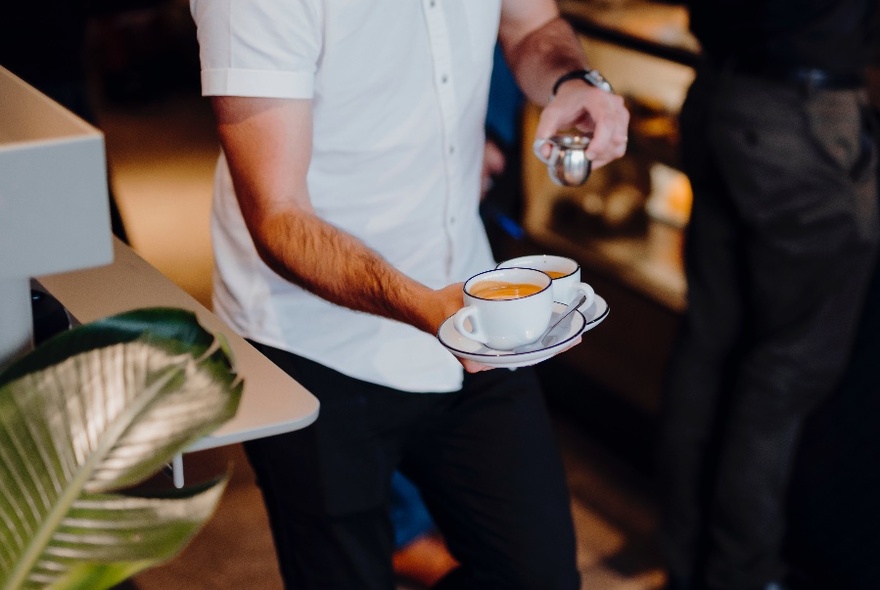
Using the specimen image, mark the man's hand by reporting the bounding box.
[498,7,630,171]
[431,282,500,373]
[535,81,629,170]
[461,359,499,373]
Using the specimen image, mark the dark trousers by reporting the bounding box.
[656,66,880,590]
[243,343,580,590]
[785,248,880,588]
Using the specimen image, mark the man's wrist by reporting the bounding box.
[551,68,615,97]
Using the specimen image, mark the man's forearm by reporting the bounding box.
[503,16,588,108]
[499,8,628,169]
[212,95,457,336]
[250,207,449,335]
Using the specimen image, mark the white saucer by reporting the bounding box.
[577,293,609,335]
[438,299,606,369]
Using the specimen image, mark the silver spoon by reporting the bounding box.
[541,292,587,346]
[514,293,586,353]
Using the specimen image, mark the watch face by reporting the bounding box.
[585,70,613,93]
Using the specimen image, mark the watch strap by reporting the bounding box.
[552,69,614,96]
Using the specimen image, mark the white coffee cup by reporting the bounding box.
[496,255,595,311]
[452,267,554,350]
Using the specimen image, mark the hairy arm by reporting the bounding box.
[499,0,629,168]
[498,3,584,107]
[211,96,461,337]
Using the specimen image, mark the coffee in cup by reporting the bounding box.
[469,281,544,300]
[452,267,554,350]
[496,255,595,311]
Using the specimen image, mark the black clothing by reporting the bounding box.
[658,3,880,588]
[688,0,880,77]
[243,343,581,590]
[785,251,880,588]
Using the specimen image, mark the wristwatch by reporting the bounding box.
[552,68,614,96]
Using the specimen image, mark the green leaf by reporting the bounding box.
[0,308,243,590]
[0,308,221,389]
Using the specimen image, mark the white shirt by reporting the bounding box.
[191,0,501,392]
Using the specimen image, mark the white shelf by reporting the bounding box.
[37,238,320,452]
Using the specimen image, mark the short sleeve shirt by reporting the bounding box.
[190,0,502,392]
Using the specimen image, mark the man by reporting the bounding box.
[656,2,880,589]
[189,1,628,587]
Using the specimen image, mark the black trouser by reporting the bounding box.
[243,344,580,590]
[656,65,880,590]
[785,245,880,587]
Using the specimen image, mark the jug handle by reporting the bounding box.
[532,138,553,164]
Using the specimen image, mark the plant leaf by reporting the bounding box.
[38,481,227,590]
[0,308,243,590]
[0,308,221,389]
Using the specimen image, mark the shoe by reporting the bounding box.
[392,533,458,588]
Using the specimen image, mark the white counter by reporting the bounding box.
[37,238,320,452]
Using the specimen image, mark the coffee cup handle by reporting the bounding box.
[532,138,553,164]
[452,306,489,344]
[571,282,596,311]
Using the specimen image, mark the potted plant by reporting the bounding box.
[0,307,243,590]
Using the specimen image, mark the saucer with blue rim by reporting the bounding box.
[438,295,609,369]
[577,293,609,335]
[437,302,583,369]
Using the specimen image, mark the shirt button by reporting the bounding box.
[450,216,456,225]
[429,0,435,6]
[449,146,455,154]
[441,74,448,84]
